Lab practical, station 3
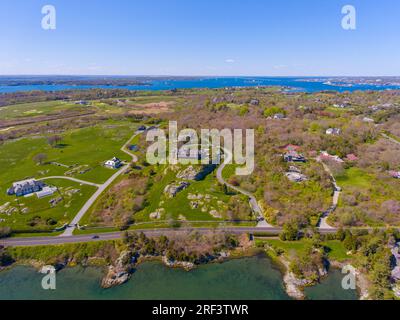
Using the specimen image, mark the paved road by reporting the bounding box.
[38,176,101,187]
[215,147,274,228]
[61,131,142,236]
[0,226,339,247]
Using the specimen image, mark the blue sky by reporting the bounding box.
[0,0,399,76]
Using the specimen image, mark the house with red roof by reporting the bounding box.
[345,154,358,162]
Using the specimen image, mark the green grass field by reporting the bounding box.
[336,167,373,188]
[0,101,87,120]
[333,166,400,226]
[0,119,140,233]
[0,178,96,232]
[0,119,139,188]
[257,238,350,262]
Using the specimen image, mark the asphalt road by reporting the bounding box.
[0,226,339,247]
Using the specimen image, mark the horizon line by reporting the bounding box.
[1,74,400,78]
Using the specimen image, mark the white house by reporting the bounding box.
[326,128,341,135]
[363,117,374,123]
[36,186,57,199]
[104,157,122,169]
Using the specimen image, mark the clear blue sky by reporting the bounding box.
[1,0,399,76]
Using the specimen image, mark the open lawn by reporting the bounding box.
[0,178,96,233]
[257,238,350,262]
[0,119,139,188]
[0,101,87,120]
[335,167,373,188]
[332,166,400,227]
[0,120,140,233]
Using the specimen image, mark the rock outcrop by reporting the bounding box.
[101,251,132,289]
[164,181,190,198]
[162,256,195,271]
[176,166,200,181]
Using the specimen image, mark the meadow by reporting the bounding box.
[256,238,350,262]
[0,178,96,233]
[0,100,87,120]
[0,119,139,233]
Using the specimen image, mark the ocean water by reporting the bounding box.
[304,268,358,300]
[0,256,357,300]
[0,77,399,93]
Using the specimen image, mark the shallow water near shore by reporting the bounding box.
[304,268,358,300]
[0,255,357,300]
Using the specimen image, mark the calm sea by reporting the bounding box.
[0,77,399,93]
[0,255,358,300]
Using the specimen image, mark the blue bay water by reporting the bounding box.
[0,77,399,93]
[0,256,358,300]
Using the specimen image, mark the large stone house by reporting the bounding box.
[7,179,45,197]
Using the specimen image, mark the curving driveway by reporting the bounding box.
[215,147,274,228]
[61,130,142,236]
[38,176,101,187]
[317,158,340,230]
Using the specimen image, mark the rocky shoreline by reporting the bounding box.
[100,250,232,289]
[329,260,370,300]
[1,239,370,299]
[278,255,326,300]
[1,249,370,300]
[277,255,369,300]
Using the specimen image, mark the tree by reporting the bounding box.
[47,135,62,147]
[343,233,357,252]
[0,227,11,239]
[335,228,346,241]
[33,153,47,165]
[263,106,286,118]
[279,223,299,241]
[223,183,228,195]
[369,249,393,299]
[0,246,13,266]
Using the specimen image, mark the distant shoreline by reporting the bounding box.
[1,76,400,94]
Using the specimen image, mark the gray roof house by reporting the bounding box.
[7,179,45,197]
